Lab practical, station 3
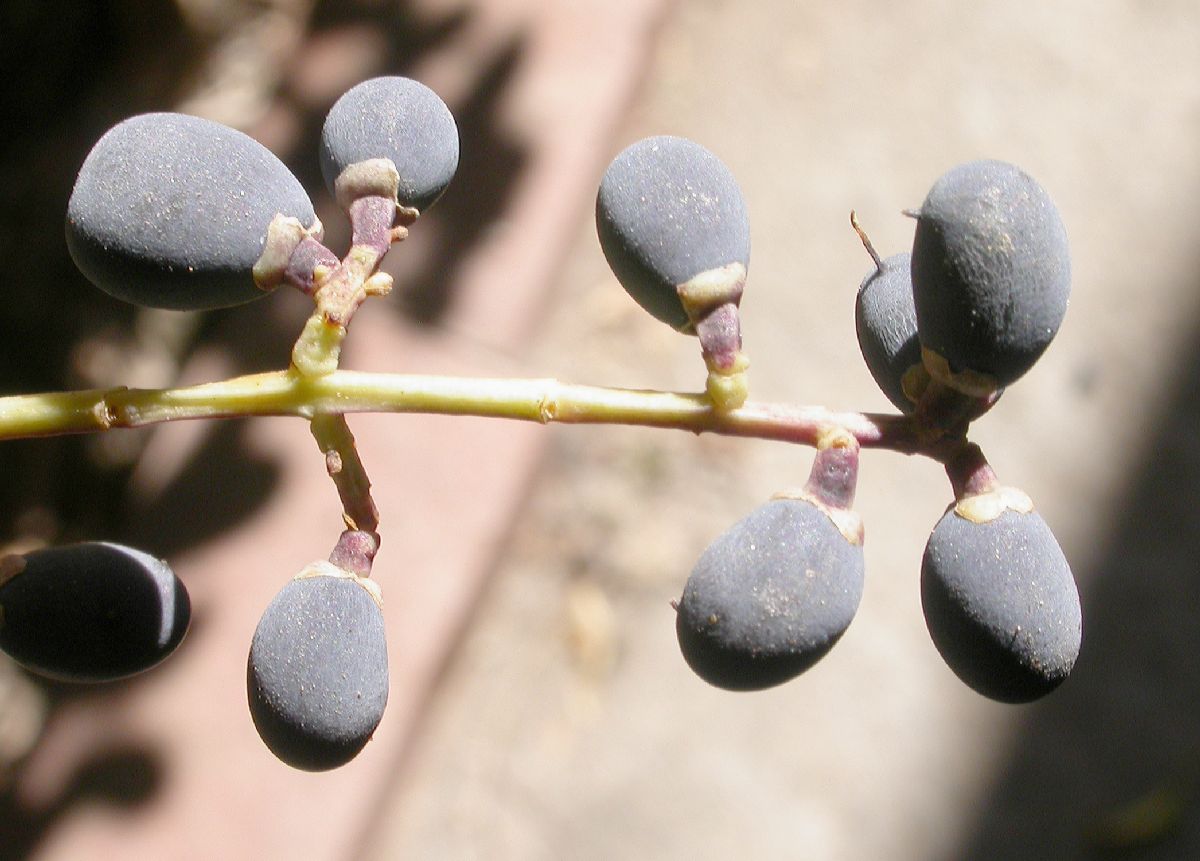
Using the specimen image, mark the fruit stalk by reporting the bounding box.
[309,413,380,536]
[942,441,1000,501]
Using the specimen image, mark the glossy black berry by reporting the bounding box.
[0,542,190,682]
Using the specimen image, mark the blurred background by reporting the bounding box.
[1,1,1199,858]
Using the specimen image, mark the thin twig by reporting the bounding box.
[310,413,380,535]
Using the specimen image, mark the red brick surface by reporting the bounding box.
[10,2,667,858]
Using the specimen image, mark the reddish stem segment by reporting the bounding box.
[912,377,1002,440]
[944,442,999,500]
[301,194,409,332]
[348,195,402,257]
[693,303,743,371]
[328,529,379,578]
[803,431,860,510]
[310,413,380,536]
[283,237,341,295]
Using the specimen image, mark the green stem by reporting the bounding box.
[0,369,934,455]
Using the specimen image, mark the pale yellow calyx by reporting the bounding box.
[771,488,865,545]
[676,262,747,332]
[954,485,1034,524]
[921,347,1001,398]
[396,203,420,225]
[363,272,394,298]
[311,263,336,285]
[334,159,401,211]
[677,262,746,306]
[815,426,856,452]
[900,362,932,406]
[293,559,383,609]
[253,214,320,291]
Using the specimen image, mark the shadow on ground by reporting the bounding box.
[0,746,163,861]
[951,273,1200,860]
[0,1,529,855]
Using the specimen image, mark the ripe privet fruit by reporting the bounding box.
[910,159,1070,388]
[0,542,190,682]
[856,251,922,413]
[248,570,388,771]
[66,113,317,310]
[319,76,460,212]
[596,135,750,331]
[676,497,864,691]
[921,498,1081,703]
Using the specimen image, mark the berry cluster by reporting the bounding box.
[0,75,1082,774]
[65,75,460,770]
[599,140,1081,702]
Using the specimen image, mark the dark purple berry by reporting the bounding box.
[856,251,922,413]
[66,113,316,310]
[597,136,750,331]
[319,76,459,213]
[921,502,1081,703]
[910,160,1070,387]
[676,497,864,691]
[248,572,388,771]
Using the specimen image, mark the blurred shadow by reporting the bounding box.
[0,6,201,849]
[397,34,529,324]
[0,746,163,861]
[946,293,1200,858]
[123,419,281,558]
[307,0,472,73]
[0,0,533,854]
[0,1,203,540]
